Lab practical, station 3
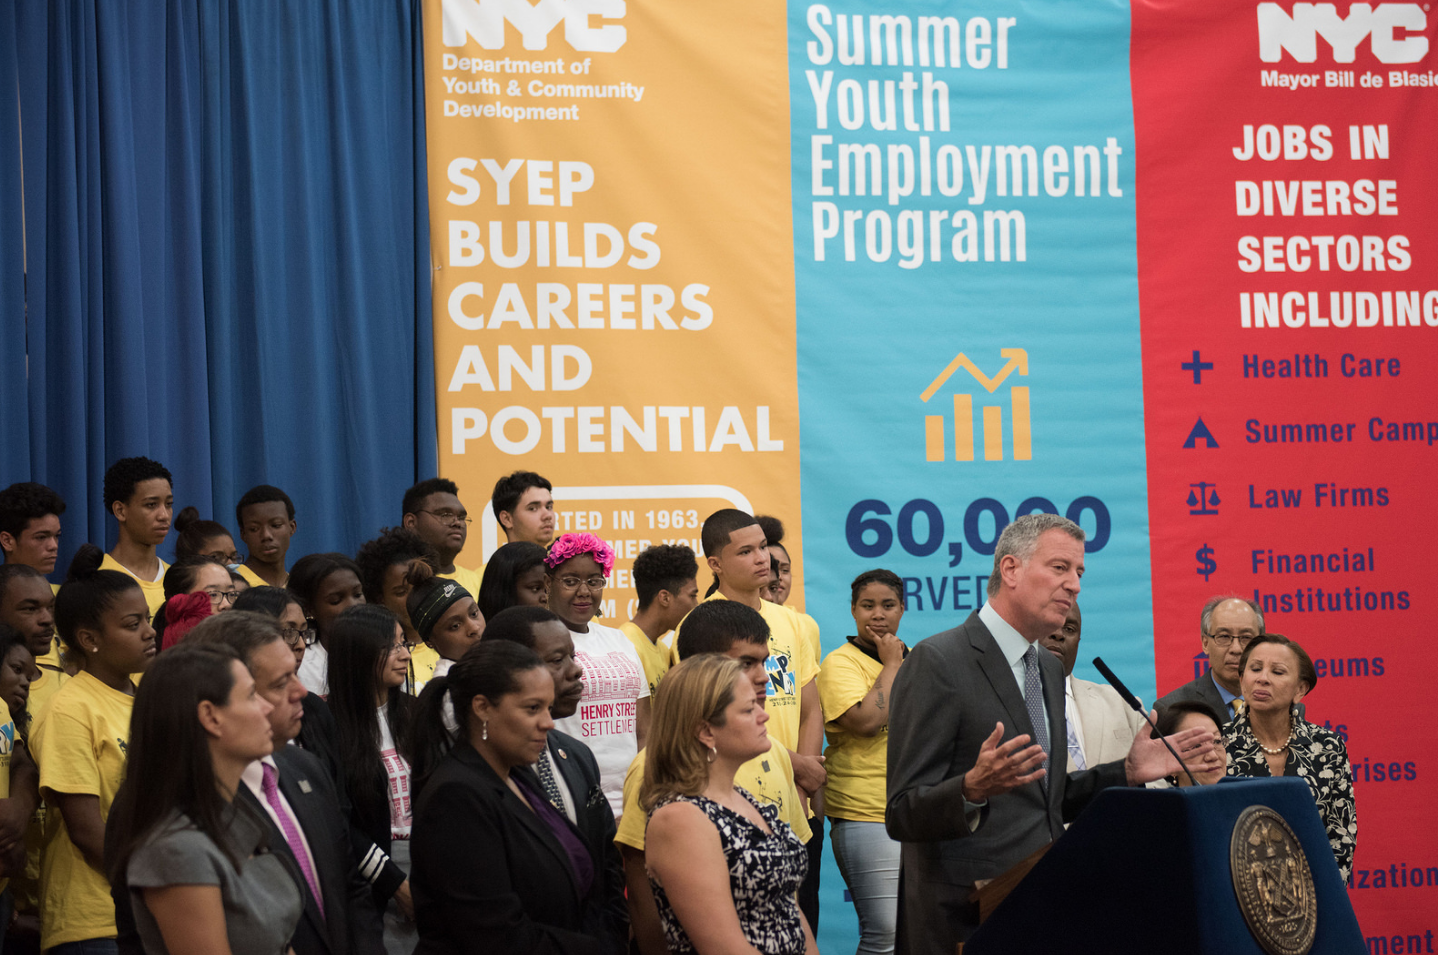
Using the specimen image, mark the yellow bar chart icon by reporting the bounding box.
[922,349,1032,462]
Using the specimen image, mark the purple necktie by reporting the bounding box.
[261,762,325,920]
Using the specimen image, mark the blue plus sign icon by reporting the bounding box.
[1181,350,1213,384]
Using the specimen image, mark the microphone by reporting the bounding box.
[1091,657,1198,788]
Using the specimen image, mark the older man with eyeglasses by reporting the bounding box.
[1157,595,1302,723]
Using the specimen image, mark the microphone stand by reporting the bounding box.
[1092,656,1198,788]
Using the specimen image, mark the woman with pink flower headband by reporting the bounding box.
[543,533,652,820]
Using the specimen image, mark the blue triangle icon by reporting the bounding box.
[1183,418,1219,449]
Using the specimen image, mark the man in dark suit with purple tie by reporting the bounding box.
[189,612,384,955]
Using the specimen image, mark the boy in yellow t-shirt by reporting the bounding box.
[0,481,66,580]
[756,526,824,669]
[0,566,71,718]
[101,457,175,618]
[34,547,156,951]
[621,544,699,697]
[401,478,486,614]
[236,484,299,588]
[617,599,810,955]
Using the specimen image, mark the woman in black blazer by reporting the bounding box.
[409,640,604,955]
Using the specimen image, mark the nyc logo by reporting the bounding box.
[441,0,627,53]
[765,653,796,698]
[1257,3,1429,64]
[920,348,1032,462]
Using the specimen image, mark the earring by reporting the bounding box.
[706,745,716,763]
[481,720,488,741]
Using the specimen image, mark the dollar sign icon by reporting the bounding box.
[1195,544,1217,581]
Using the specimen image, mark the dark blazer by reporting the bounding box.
[1156,671,1232,721]
[517,730,627,954]
[236,746,386,955]
[299,692,407,903]
[1156,670,1306,723]
[411,740,603,955]
[296,692,342,778]
[885,611,1128,955]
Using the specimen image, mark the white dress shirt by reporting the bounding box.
[1064,674,1088,768]
[979,602,1052,736]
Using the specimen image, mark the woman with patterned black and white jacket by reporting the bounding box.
[1223,632,1357,880]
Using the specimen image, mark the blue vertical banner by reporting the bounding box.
[789,0,1155,696]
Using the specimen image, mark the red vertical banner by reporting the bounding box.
[1132,0,1438,937]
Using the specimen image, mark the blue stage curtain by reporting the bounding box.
[1,0,436,566]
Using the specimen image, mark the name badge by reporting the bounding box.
[298,779,313,794]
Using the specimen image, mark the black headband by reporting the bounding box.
[410,578,470,641]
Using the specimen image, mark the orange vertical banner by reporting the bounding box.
[420,0,803,620]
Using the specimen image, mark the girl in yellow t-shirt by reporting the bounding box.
[817,569,909,955]
[33,544,157,953]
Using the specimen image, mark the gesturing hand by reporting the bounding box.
[1124,711,1221,785]
[960,722,1046,803]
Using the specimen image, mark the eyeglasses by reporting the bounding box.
[389,639,413,655]
[204,589,240,608]
[206,552,243,565]
[416,509,471,527]
[556,575,606,592]
[279,626,317,649]
[1205,630,1258,648]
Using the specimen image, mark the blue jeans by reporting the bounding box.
[46,941,118,955]
[830,819,901,955]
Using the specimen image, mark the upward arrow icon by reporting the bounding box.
[921,348,1029,402]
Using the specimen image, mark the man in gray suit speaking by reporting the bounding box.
[885,514,1220,954]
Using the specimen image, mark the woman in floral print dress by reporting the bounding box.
[1223,632,1357,880]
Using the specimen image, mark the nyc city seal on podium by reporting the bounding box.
[1230,805,1318,955]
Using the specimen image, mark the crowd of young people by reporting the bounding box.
[0,461,891,955]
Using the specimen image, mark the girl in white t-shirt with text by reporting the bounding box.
[544,533,651,819]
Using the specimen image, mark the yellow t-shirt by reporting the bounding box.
[32,670,135,948]
[235,563,269,588]
[13,635,57,915]
[29,636,71,723]
[674,595,817,754]
[0,718,14,894]
[614,740,811,851]
[98,553,168,618]
[441,566,484,604]
[797,610,821,668]
[818,642,890,823]
[619,622,672,699]
[409,643,443,696]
